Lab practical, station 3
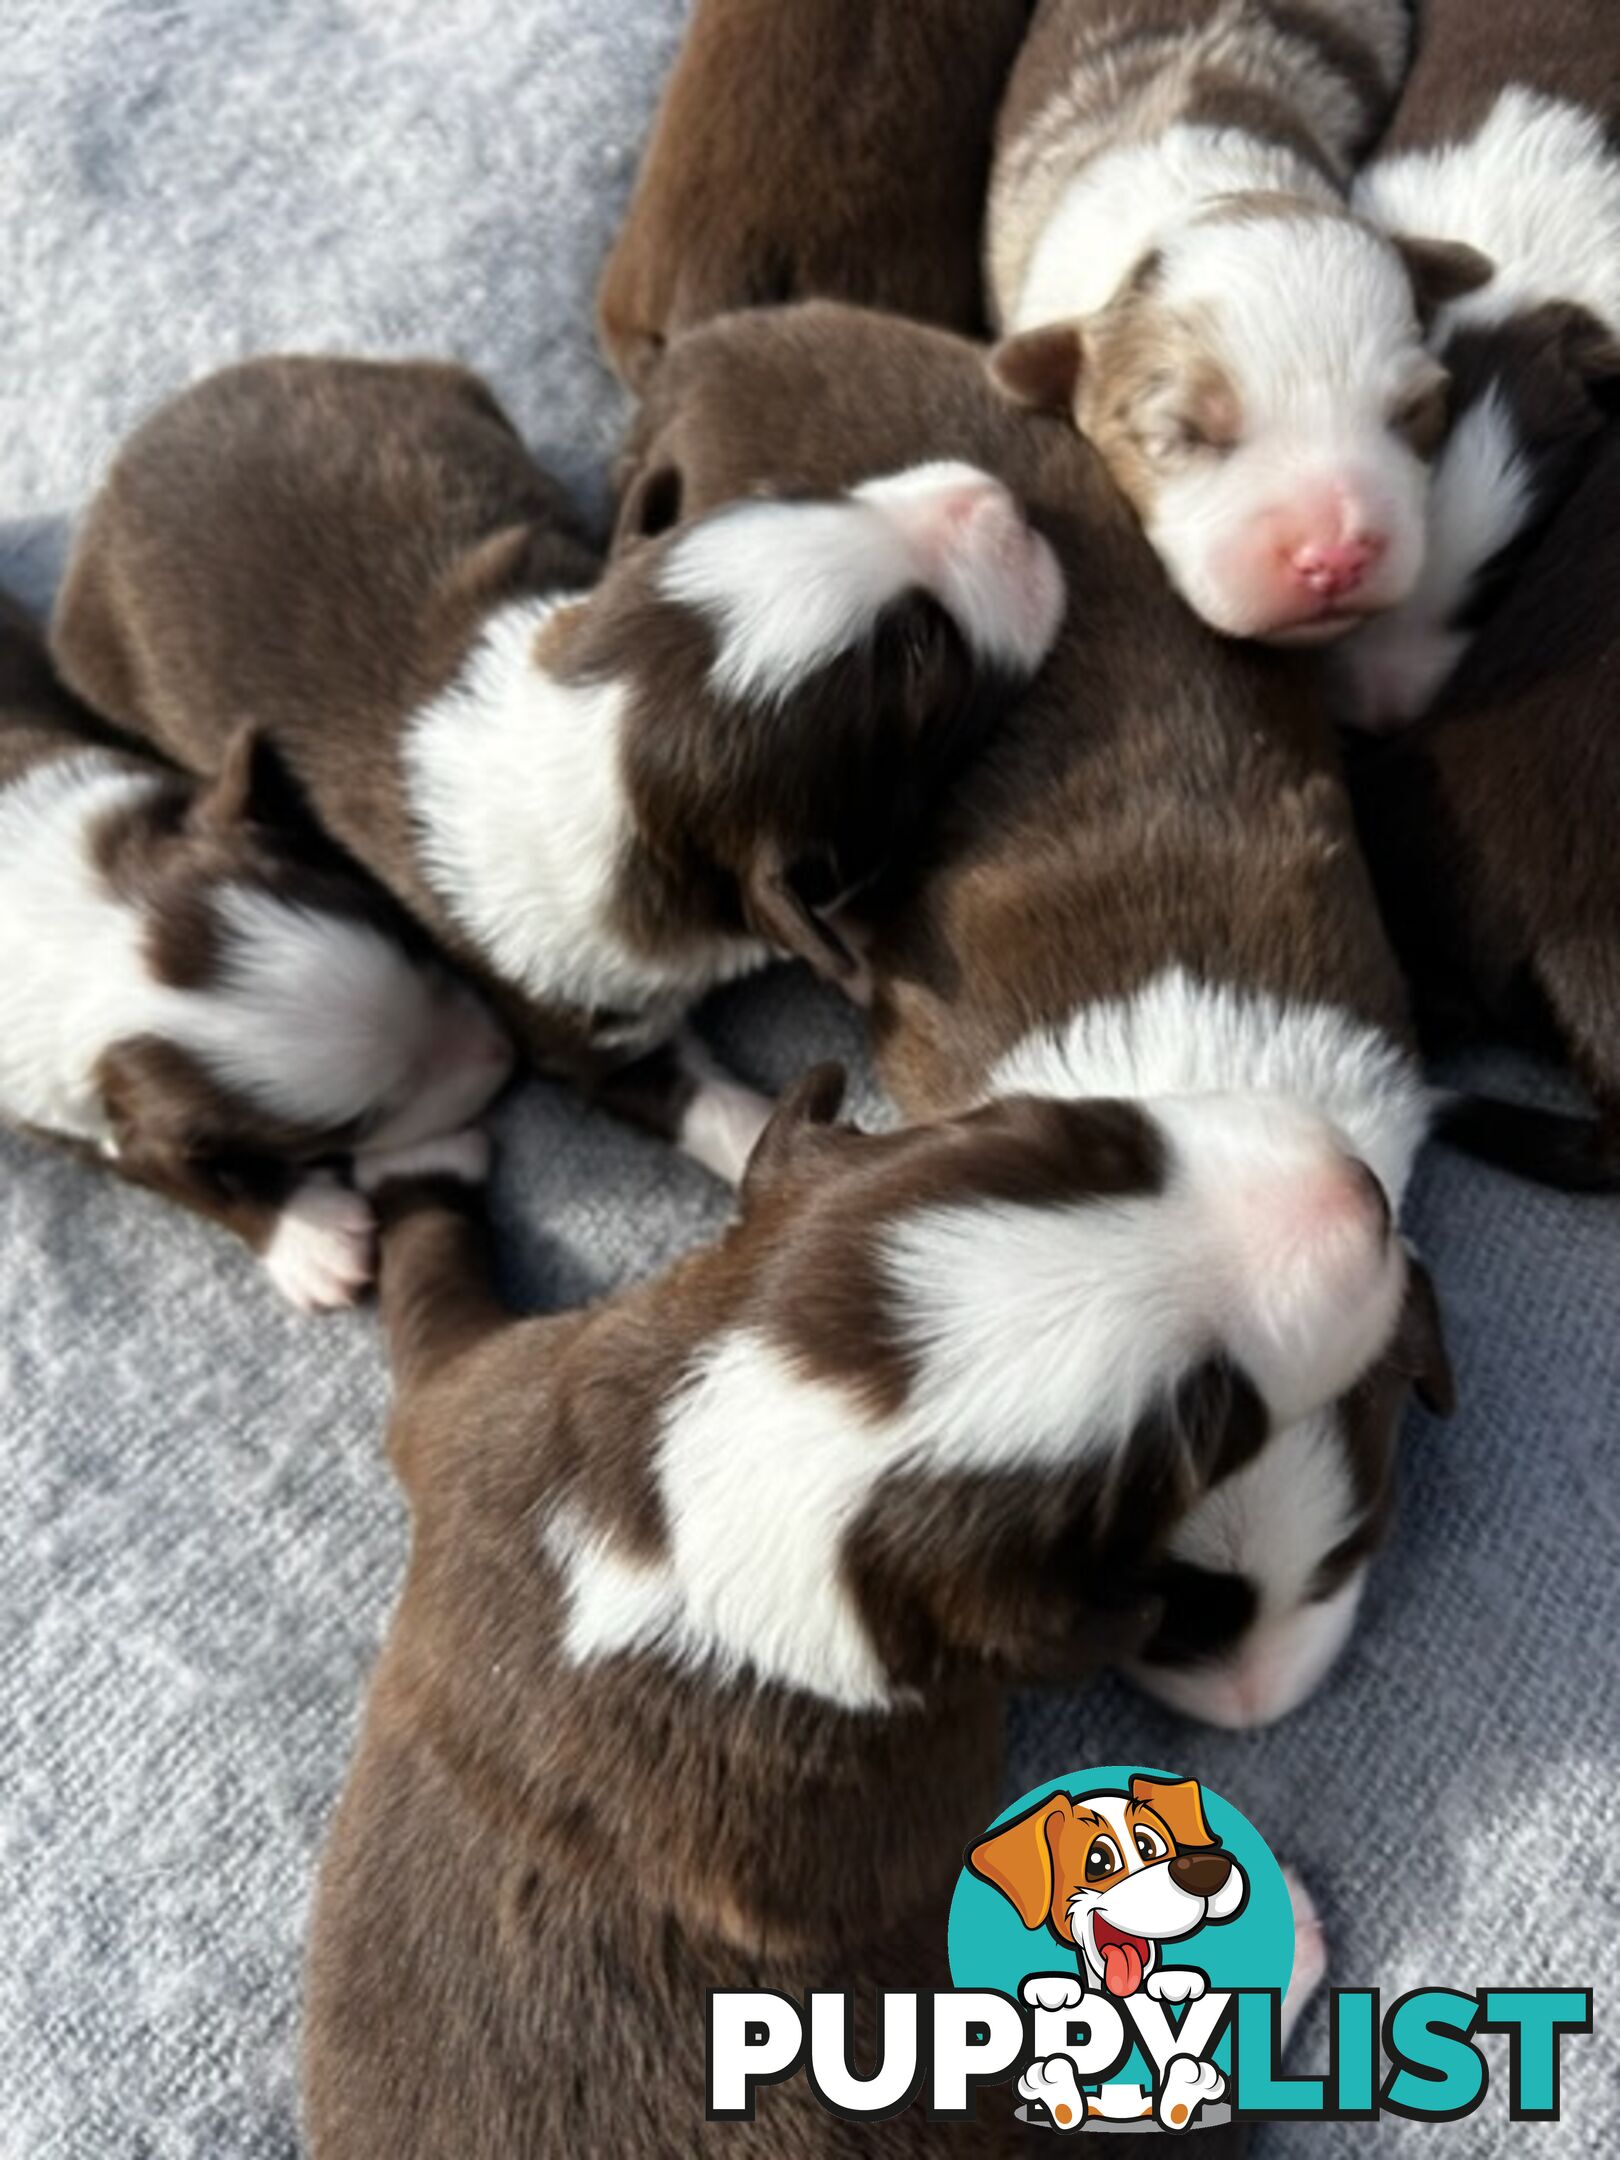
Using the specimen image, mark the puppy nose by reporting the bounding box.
[1169,1852,1233,1898]
[1288,534,1385,600]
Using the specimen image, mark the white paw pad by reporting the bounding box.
[1018,2055,1089,2132]
[355,1128,491,1195]
[1146,1968,1208,2006]
[1021,1974,1088,2014]
[1157,2055,1224,2131]
[262,1175,375,1313]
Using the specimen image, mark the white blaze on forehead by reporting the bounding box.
[1355,88,1620,341]
[658,461,1065,702]
[991,968,1429,1209]
[1338,386,1535,728]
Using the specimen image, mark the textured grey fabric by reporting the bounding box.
[0,5,1613,2155]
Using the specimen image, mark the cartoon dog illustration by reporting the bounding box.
[968,1774,1248,2133]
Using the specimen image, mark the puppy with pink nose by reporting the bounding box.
[53,357,1063,1180]
[987,0,1492,642]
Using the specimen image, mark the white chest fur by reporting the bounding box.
[403,595,767,1032]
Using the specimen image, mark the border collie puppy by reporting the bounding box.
[985,0,1493,643]
[597,0,1034,384]
[53,357,1064,1182]
[302,1070,1366,2156]
[616,302,1457,1730]
[0,593,509,1310]
[1340,0,1620,728]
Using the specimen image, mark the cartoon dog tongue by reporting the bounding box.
[1099,1932,1146,1997]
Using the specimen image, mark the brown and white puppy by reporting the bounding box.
[1340,0,1620,728]
[618,302,1456,1729]
[302,1071,1375,2157]
[986,0,1493,643]
[0,593,509,1311]
[1350,425,1620,1188]
[53,356,1064,1181]
[596,0,1034,386]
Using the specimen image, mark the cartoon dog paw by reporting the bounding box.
[1021,1973,1088,2014]
[1157,2055,1225,2130]
[1146,1968,1208,2006]
[1019,2055,1090,2132]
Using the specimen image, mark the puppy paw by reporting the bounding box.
[1018,2055,1089,2132]
[1021,1973,1088,2013]
[1279,1864,1328,2045]
[680,1074,774,1186]
[1157,2055,1224,2130]
[355,1127,492,1195]
[1146,1967,1207,2005]
[262,1174,375,1312]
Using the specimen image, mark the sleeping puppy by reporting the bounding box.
[617,303,1456,1729]
[301,1069,1382,2157]
[1350,426,1620,1189]
[596,0,1033,386]
[986,0,1493,643]
[0,593,509,1311]
[1340,0,1620,727]
[53,356,1064,1182]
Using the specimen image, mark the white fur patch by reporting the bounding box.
[990,968,1429,1205]
[1338,386,1534,727]
[404,594,766,1032]
[260,1172,375,1313]
[659,462,1064,701]
[1356,88,1620,342]
[671,1033,773,1187]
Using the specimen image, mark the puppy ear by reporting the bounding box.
[743,849,871,1000]
[615,460,685,547]
[191,722,307,835]
[740,1062,849,1199]
[1393,236,1494,320]
[1559,311,1620,415]
[1395,1254,1457,1418]
[1129,1775,1217,1852]
[989,324,1085,414]
[967,1795,1072,1929]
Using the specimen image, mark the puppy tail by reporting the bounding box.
[355,1131,508,1390]
[1434,1093,1620,1194]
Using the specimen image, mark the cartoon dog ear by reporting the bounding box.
[1395,1254,1456,1418]
[967,1795,1073,1929]
[1130,1776,1217,1852]
[989,323,1085,414]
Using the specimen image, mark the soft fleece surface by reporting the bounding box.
[0,5,1614,2155]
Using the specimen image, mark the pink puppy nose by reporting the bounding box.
[1288,534,1386,600]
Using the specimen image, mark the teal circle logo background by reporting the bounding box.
[948,1767,1293,2083]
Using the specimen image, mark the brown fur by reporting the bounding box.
[1377,0,1618,146]
[0,596,416,1263]
[1350,428,1620,1175]
[596,0,1033,387]
[305,1079,1260,2158]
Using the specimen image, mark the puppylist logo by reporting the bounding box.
[707,1767,1592,2133]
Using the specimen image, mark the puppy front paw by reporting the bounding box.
[262,1173,375,1312]
[1021,1973,1088,2013]
[1018,2055,1090,2132]
[1146,1968,1207,2005]
[1157,2055,1224,2130]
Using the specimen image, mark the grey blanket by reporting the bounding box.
[0,4,1613,2154]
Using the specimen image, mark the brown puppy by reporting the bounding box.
[54,357,1063,1180]
[302,1067,1392,2156]
[0,592,509,1310]
[1350,426,1620,1188]
[618,302,1455,1731]
[596,0,1033,386]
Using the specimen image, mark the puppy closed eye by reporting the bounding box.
[1390,371,1450,458]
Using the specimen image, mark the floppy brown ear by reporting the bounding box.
[191,722,307,835]
[744,850,870,999]
[614,459,686,548]
[740,1062,849,1200]
[1394,236,1494,319]
[1130,1774,1217,1852]
[967,1795,1072,1928]
[1396,1254,1457,1418]
[989,323,1085,414]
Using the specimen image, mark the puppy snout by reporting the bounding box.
[1169,1852,1233,1898]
